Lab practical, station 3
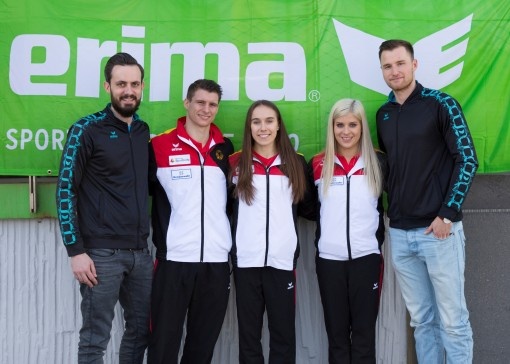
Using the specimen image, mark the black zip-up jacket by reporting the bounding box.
[376,82,478,229]
[56,104,150,256]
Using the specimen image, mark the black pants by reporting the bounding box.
[234,267,296,364]
[316,254,383,364]
[148,260,231,364]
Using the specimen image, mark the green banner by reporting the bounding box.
[1,0,509,175]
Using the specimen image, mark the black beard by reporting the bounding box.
[111,96,141,118]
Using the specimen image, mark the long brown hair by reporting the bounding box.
[233,100,306,205]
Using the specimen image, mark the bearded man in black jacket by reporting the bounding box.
[56,52,152,364]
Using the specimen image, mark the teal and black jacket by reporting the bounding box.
[56,104,150,256]
[376,82,478,230]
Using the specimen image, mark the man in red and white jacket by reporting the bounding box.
[147,79,234,364]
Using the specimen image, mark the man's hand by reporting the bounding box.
[424,216,452,239]
[71,253,98,287]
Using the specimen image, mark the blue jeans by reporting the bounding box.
[79,248,153,364]
[389,222,473,364]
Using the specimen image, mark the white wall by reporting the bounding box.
[0,218,407,363]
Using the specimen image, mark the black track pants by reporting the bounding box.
[316,254,383,364]
[234,266,296,364]
[148,260,231,364]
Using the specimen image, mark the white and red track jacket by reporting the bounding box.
[229,152,310,271]
[149,117,234,262]
[309,153,384,261]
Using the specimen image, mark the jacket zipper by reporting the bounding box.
[346,175,352,260]
[396,105,402,217]
[128,123,142,247]
[336,161,353,260]
[200,154,206,262]
[264,166,271,266]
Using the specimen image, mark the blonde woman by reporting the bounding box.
[308,99,386,363]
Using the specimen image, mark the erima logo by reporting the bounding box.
[373,283,379,290]
[333,14,473,95]
[109,131,118,139]
[287,282,294,290]
[9,25,306,101]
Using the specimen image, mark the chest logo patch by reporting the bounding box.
[331,176,345,185]
[171,169,192,180]
[169,154,191,166]
[215,150,224,160]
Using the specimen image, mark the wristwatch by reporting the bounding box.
[442,217,452,224]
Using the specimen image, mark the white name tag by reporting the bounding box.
[169,154,191,166]
[331,176,345,185]
[171,169,192,180]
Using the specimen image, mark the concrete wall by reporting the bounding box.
[462,174,510,363]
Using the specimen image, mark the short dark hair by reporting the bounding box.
[379,39,414,60]
[104,52,144,83]
[186,79,223,102]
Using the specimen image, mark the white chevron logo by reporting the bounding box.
[332,14,473,95]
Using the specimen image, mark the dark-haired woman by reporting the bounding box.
[229,100,312,364]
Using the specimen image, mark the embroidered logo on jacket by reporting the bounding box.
[171,143,182,151]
